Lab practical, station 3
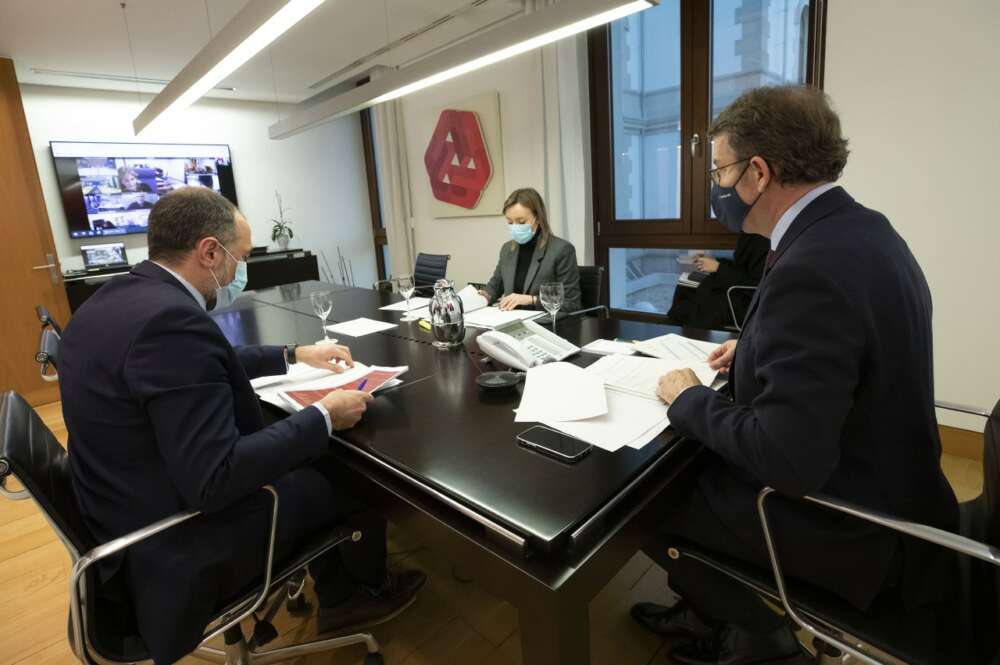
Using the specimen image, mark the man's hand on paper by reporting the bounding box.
[296,343,354,373]
[707,339,738,374]
[657,368,701,405]
[318,390,372,430]
[497,293,533,311]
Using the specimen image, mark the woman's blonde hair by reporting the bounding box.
[503,187,551,248]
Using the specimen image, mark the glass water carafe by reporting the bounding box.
[428,279,465,349]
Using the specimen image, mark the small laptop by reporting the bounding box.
[80,242,129,270]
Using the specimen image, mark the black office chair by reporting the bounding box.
[35,327,60,383]
[578,265,605,310]
[665,399,1000,664]
[36,304,64,337]
[413,253,450,289]
[0,390,385,665]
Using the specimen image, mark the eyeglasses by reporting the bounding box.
[708,158,750,185]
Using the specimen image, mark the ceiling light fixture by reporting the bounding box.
[132,0,326,134]
[269,0,656,140]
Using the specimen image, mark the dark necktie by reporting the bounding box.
[764,249,776,273]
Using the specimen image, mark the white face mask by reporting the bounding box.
[208,243,247,309]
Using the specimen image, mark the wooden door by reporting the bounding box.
[0,57,71,405]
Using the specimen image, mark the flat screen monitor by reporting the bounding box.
[50,141,237,239]
[80,242,128,269]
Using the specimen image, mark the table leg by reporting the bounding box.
[519,596,591,665]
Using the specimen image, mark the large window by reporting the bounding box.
[590,0,825,320]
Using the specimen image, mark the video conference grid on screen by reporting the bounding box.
[50,142,237,239]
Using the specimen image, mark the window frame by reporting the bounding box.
[360,107,388,282]
[588,0,827,321]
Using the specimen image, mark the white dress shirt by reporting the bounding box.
[769,182,838,250]
[152,261,332,434]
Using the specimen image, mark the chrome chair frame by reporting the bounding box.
[0,395,382,665]
[725,285,758,332]
[755,400,998,665]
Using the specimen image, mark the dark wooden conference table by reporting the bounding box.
[211,280,731,665]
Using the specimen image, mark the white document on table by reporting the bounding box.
[514,362,608,423]
[633,333,720,364]
[581,339,637,356]
[250,363,343,390]
[542,389,670,452]
[456,284,489,313]
[585,353,718,401]
[326,317,398,337]
[379,297,430,312]
[253,362,404,413]
[464,307,544,329]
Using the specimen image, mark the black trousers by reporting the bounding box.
[644,478,787,634]
[271,454,388,607]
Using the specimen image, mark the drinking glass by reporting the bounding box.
[396,274,416,319]
[310,290,334,341]
[539,282,564,333]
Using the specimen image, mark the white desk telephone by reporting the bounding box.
[476,319,580,371]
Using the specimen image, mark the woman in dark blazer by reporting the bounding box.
[666,232,769,330]
[480,188,582,313]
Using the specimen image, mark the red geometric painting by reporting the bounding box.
[423,109,494,209]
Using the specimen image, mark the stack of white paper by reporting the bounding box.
[464,307,544,329]
[541,389,670,452]
[515,362,607,423]
[633,333,720,364]
[581,339,637,356]
[585,354,718,401]
[252,362,405,414]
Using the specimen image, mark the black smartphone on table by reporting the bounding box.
[516,426,592,463]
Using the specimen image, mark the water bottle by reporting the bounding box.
[429,279,465,349]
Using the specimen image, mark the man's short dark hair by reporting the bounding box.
[147,188,238,262]
[709,85,849,184]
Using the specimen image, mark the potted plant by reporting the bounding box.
[270,191,294,250]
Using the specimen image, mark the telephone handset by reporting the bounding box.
[476,330,538,371]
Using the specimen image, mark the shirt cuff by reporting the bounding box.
[310,404,333,436]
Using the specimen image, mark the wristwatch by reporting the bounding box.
[284,343,299,365]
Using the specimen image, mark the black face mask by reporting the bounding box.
[710,162,764,232]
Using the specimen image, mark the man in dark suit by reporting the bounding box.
[631,86,959,664]
[60,188,424,664]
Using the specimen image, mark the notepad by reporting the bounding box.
[585,354,718,401]
[280,366,406,410]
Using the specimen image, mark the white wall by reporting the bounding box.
[825,1,999,430]
[398,39,592,289]
[20,84,377,287]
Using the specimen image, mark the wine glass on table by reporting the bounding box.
[310,290,334,343]
[396,274,417,321]
[539,282,564,334]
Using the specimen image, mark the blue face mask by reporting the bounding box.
[508,223,535,245]
[710,162,764,233]
[210,244,247,308]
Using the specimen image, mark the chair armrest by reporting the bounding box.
[725,286,757,331]
[934,400,991,418]
[68,485,280,662]
[755,487,1000,664]
[566,305,610,319]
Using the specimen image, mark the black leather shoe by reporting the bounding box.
[630,600,715,640]
[317,569,426,635]
[669,623,807,665]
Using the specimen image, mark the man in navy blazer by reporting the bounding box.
[631,87,959,665]
[60,188,424,664]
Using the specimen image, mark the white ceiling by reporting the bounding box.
[0,0,525,104]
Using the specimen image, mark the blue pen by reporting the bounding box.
[357,378,369,392]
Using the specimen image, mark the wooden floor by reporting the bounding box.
[0,403,984,665]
